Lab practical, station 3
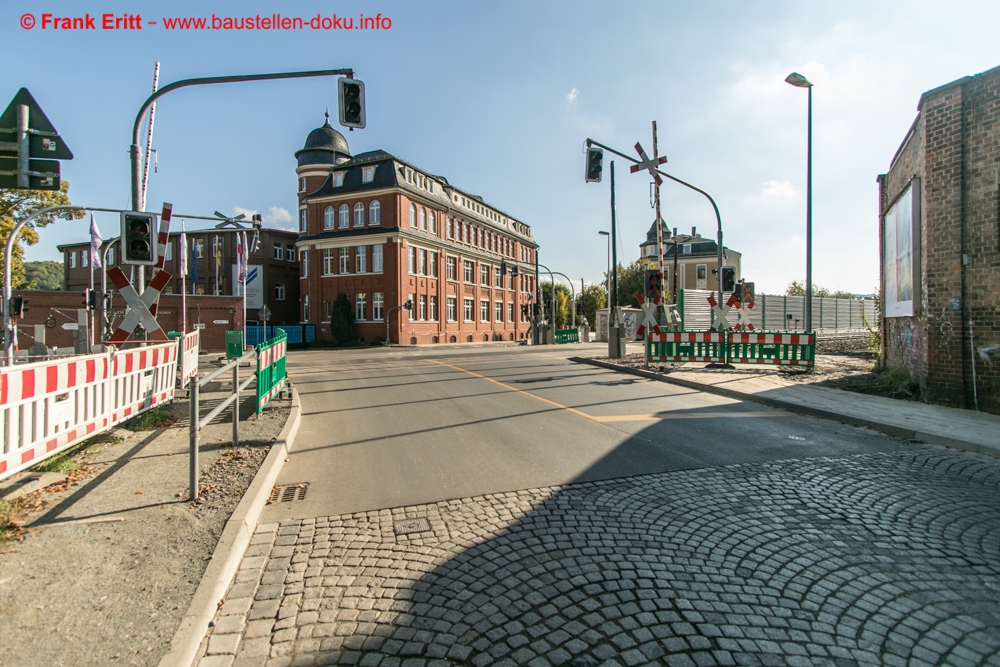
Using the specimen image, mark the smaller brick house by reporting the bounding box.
[877,64,1000,413]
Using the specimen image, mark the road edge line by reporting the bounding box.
[159,383,302,667]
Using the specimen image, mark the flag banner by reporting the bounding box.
[190,239,198,284]
[178,222,187,276]
[90,213,103,268]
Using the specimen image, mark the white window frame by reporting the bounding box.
[354,202,364,227]
[480,299,489,323]
[339,248,350,274]
[286,247,295,262]
[275,283,286,301]
[481,264,489,286]
[429,251,437,278]
[419,208,426,230]
[429,295,437,321]
[81,250,89,268]
[419,249,426,275]
[447,256,456,281]
[409,203,417,227]
[301,249,308,277]
[300,209,307,232]
[373,244,383,273]
[68,251,76,269]
[299,177,306,192]
[339,204,349,228]
[428,211,436,234]
[356,293,367,321]
[508,302,514,323]
[373,292,384,321]
[323,248,334,275]
[369,200,380,225]
[495,301,503,323]
[324,206,335,229]
[408,246,415,274]
[464,298,474,323]
[447,297,457,322]
[464,260,474,283]
[356,246,367,273]
[333,172,344,187]
[363,166,375,183]
[418,295,427,321]
[274,242,284,260]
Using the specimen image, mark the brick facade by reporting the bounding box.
[878,64,1000,413]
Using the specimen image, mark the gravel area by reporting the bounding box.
[0,357,292,667]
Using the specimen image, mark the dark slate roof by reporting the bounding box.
[295,114,351,167]
[306,151,398,198]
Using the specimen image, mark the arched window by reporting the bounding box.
[409,203,416,227]
[428,211,436,234]
[354,202,364,226]
[339,204,349,228]
[369,200,381,225]
[419,208,426,230]
[323,206,335,229]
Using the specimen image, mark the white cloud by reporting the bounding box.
[233,207,257,220]
[761,179,797,199]
[565,87,580,107]
[231,206,295,231]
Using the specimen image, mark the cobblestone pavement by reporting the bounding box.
[200,448,1000,667]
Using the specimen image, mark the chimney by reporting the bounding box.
[691,226,697,237]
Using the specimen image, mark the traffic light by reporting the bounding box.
[585,146,603,183]
[83,288,99,310]
[338,77,366,129]
[521,304,529,317]
[404,299,413,311]
[9,295,27,317]
[721,267,736,292]
[120,211,158,265]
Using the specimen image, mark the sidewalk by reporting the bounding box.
[574,356,1000,458]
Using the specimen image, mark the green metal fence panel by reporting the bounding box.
[256,330,287,414]
[648,332,726,362]
[555,328,579,344]
[225,331,243,360]
[727,332,815,367]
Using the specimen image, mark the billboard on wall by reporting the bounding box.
[232,263,264,309]
[883,180,920,318]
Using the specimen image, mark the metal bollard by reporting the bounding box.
[189,380,199,501]
[232,362,239,447]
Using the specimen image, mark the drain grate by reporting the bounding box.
[393,516,431,535]
[269,483,309,503]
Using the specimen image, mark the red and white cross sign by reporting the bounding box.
[630,142,667,185]
[636,294,661,338]
[707,295,733,331]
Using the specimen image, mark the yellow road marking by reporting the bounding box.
[426,360,787,424]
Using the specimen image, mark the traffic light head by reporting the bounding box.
[585,146,603,183]
[404,300,413,311]
[338,77,366,130]
[121,211,158,265]
[9,295,27,318]
[721,267,736,292]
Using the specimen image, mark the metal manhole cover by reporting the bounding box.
[393,517,431,535]
[269,483,308,503]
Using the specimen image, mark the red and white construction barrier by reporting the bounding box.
[729,332,815,366]
[0,341,178,481]
[179,330,199,388]
[649,331,725,363]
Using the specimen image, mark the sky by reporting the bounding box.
[3,0,999,296]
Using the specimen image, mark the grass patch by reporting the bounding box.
[32,451,79,474]
[134,407,176,430]
[0,499,25,543]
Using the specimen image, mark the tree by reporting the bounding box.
[578,284,607,328]
[23,260,62,290]
[330,293,355,344]
[0,181,83,289]
[538,281,571,327]
[786,280,855,299]
[607,258,655,309]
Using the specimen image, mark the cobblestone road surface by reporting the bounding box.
[200,448,1000,666]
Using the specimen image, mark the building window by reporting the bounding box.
[274,242,284,260]
[464,298,474,322]
[301,250,308,277]
[363,166,375,183]
[429,251,437,277]
[373,292,384,320]
[447,297,457,322]
[300,209,307,232]
[419,208,426,230]
[369,200,380,225]
[495,267,502,288]
[81,250,89,268]
[299,177,306,192]
[697,264,707,280]
[275,283,286,301]
[480,300,489,322]
[356,246,367,273]
[68,251,76,269]
[429,296,437,321]
[339,248,350,274]
[428,211,436,234]
[481,264,489,286]
[286,247,295,262]
[495,301,503,323]
[447,256,456,281]
[356,294,366,321]
[683,244,692,254]
[108,246,115,265]
[419,295,427,321]
[303,295,310,321]
[508,302,514,322]
[333,172,344,187]
[166,241,175,262]
[419,249,426,275]
[464,260,474,283]
[326,301,333,320]
[408,246,415,274]
[354,202,364,227]
[339,204,349,228]
[409,203,417,227]
[323,249,334,275]
[324,206,335,229]
[447,217,453,239]
[373,244,383,272]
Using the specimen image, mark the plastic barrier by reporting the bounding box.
[256,330,287,415]
[179,330,200,388]
[225,331,243,360]
[729,332,815,366]
[649,331,726,363]
[555,329,579,344]
[0,341,178,481]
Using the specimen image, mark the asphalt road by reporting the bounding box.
[262,344,902,522]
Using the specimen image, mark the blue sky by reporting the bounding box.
[3,0,999,295]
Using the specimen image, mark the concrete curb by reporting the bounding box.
[571,357,999,458]
[158,383,302,667]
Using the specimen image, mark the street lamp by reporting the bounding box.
[598,231,610,303]
[785,71,813,332]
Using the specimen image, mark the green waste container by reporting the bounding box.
[225,331,243,359]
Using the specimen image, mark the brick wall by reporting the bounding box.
[11,290,244,352]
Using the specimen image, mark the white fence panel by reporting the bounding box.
[179,330,199,388]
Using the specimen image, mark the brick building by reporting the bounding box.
[877,64,1000,413]
[639,222,742,296]
[57,225,300,325]
[295,115,538,344]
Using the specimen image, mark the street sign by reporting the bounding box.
[213,320,228,324]
[194,323,206,329]
[630,141,666,185]
[0,88,73,191]
[258,305,271,321]
[61,322,79,331]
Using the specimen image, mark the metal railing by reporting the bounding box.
[188,349,256,501]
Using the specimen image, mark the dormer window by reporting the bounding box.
[683,244,692,254]
[333,172,344,187]
[362,166,375,183]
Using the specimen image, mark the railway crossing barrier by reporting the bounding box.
[554,328,579,344]
[256,330,287,415]
[647,330,815,367]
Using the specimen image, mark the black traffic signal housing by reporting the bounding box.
[120,211,157,265]
[521,304,529,318]
[83,288,99,310]
[404,299,413,311]
[9,295,27,317]
[585,146,603,183]
[338,77,366,130]
[721,267,736,292]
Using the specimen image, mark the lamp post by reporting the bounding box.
[598,230,610,303]
[785,71,813,332]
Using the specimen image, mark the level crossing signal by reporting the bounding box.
[721,267,736,292]
[9,296,28,318]
[338,78,366,129]
[585,146,603,183]
[82,288,99,310]
[121,211,158,265]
